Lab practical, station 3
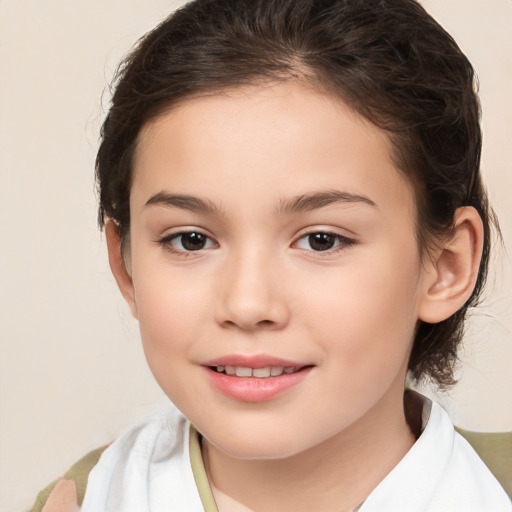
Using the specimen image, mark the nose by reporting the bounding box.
[215,247,290,331]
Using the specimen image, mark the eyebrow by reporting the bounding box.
[145,192,223,215]
[144,189,376,216]
[278,190,377,214]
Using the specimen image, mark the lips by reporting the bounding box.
[202,355,313,402]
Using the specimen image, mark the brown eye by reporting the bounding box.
[180,232,208,251]
[159,231,216,253]
[295,231,356,253]
[308,233,336,251]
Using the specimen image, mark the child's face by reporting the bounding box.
[122,82,433,459]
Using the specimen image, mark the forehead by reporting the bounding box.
[131,82,415,218]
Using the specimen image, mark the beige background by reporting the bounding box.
[0,1,510,510]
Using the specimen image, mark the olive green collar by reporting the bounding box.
[189,425,219,512]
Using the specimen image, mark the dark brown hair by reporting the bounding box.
[96,0,494,388]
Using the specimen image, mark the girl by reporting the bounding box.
[32,0,511,510]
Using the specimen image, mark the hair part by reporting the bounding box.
[96,0,495,388]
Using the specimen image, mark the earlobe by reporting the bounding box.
[105,220,139,319]
[418,207,484,324]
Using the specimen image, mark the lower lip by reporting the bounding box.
[205,367,312,402]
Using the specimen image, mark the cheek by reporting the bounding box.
[134,281,210,409]
[133,268,209,372]
[300,250,421,369]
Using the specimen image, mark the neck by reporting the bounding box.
[203,388,416,512]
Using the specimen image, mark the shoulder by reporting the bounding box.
[362,395,511,511]
[79,405,205,511]
[29,445,108,512]
[433,426,512,510]
[456,427,512,499]
[30,403,188,512]
[420,400,511,511]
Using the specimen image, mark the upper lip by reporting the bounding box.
[202,354,309,368]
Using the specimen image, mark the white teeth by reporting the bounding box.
[215,365,299,377]
[235,367,253,377]
[252,367,271,378]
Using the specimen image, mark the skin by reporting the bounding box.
[107,81,483,512]
[41,480,79,512]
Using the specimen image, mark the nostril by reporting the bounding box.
[256,319,275,327]
[222,318,276,330]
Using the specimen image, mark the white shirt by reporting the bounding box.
[81,397,511,512]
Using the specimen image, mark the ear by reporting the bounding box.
[418,207,484,323]
[105,220,139,319]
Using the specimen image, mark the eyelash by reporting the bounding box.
[156,230,356,255]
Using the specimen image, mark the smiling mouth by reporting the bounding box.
[205,361,314,401]
[210,365,309,378]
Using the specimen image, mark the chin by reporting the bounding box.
[202,425,321,461]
